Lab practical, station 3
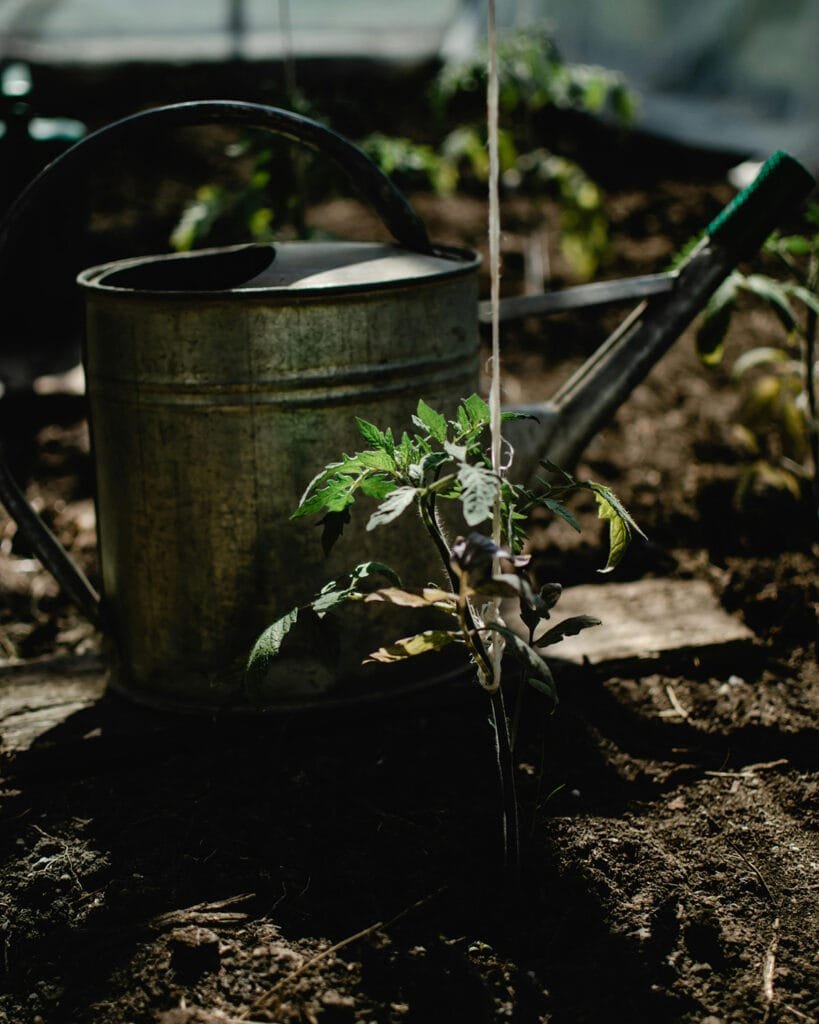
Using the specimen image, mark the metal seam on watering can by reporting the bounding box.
[86,350,479,402]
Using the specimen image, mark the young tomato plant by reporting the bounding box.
[696,204,819,517]
[247,395,641,870]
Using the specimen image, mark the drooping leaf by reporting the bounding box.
[696,273,739,366]
[739,274,798,331]
[732,346,790,379]
[413,399,449,442]
[541,497,581,532]
[246,607,299,675]
[458,462,499,526]
[535,614,601,648]
[483,621,556,698]
[786,282,819,318]
[520,581,562,635]
[364,586,457,615]
[538,458,576,484]
[589,483,645,573]
[350,561,403,587]
[365,629,460,664]
[366,486,418,531]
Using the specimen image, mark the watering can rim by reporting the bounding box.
[77,240,481,300]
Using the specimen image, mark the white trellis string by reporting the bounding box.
[486,0,505,685]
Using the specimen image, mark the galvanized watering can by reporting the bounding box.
[0,102,813,711]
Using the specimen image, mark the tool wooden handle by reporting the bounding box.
[706,150,814,254]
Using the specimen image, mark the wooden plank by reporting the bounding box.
[0,659,107,754]
[509,578,755,671]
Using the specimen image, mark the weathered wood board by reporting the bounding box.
[0,659,107,754]
[508,578,756,671]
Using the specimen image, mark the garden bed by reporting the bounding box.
[0,156,817,1024]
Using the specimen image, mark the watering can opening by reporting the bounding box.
[85,240,478,297]
[96,242,277,292]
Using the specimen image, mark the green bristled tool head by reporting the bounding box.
[706,149,815,255]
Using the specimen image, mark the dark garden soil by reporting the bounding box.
[0,146,817,1024]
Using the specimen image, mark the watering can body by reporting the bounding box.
[78,240,480,708]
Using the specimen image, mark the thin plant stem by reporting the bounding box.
[804,263,819,523]
[490,685,520,878]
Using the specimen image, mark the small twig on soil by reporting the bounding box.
[152,892,255,930]
[243,887,446,1017]
[705,758,789,780]
[762,916,780,1023]
[704,812,779,911]
[659,683,691,720]
[782,1003,816,1022]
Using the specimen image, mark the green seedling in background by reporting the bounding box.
[170,27,635,281]
[695,203,819,520]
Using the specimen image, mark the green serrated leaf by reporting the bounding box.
[296,477,356,519]
[366,486,418,531]
[535,614,601,648]
[358,449,396,472]
[311,583,355,617]
[589,483,644,573]
[246,607,299,675]
[461,393,491,426]
[542,497,581,532]
[444,440,468,463]
[356,417,393,452]
[350,561,403,587]
[501,410,540,423]
[358,474,396,500]
[458,462,499,526]
[365,629,460,664]
[415,399,449,442]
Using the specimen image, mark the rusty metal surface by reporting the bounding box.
[82,271,479,708]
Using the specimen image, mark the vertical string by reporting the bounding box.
[487,0,502,528]
[487,0,505,685]
[279,0,297,102]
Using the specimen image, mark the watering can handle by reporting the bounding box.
[0,101,436,627]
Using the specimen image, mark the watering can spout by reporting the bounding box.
[504,149,816,483]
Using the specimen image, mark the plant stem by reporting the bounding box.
[490,685,520,879]
[419,492,518,875]
[805,269,819,525]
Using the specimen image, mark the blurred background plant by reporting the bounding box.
[695,203,819,520]
[170,26,636,281]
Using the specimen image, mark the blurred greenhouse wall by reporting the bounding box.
[476,0,819,167]
[0,0,817,165]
